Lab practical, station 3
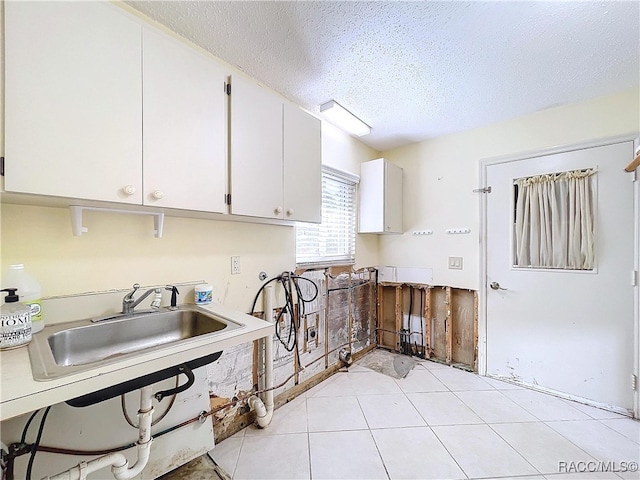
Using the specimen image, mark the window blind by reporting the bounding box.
[296,168,358,267]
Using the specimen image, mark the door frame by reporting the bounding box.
[478,133,640,416]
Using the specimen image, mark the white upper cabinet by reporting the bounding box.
[358,158,403,234]
[283,103,322,223]
[4,2,143,204]
[229,75,284,219]
[229,75,321,222]
[142,27,227,213]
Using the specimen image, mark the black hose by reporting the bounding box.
[250,272,318,352]
[20,409,40,444]
[25,406,51,480]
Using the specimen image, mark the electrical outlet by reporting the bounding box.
[448,256,463,270]
[306,325,317,351]
[307,325,317,342]
[231,256,241,275]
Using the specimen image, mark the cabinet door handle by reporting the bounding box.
[286,208,294,217]
[152,190,164,200]
[274,206,283,215]
[123,185,136,196]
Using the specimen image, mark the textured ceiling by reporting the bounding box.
[126,1,640,152]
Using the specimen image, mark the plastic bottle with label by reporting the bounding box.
[0,288,32,349]
[3,264,44,333]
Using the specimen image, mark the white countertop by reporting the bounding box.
[0,302,273,421]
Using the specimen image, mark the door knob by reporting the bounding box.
[490,282,507,291]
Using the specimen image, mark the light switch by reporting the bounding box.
[448,256,463,270]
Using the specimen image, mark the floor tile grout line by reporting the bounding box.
[231,427,246,479]
[501,388,593,422]
[428,424,471,479]
[366,428,392,479]
[305,395,313,480]
[542,418,640,465]
[469,385,541,476]
[451,387,545,424]
[593,417,640,445]
[484,422,573,477]
[448,389,503,424]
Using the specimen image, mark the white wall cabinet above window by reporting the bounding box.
[229,75,321,223]
[358,158,403,234]
[4,1,143,204]
[142,27,227,213]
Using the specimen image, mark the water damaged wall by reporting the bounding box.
[206,268,377,441]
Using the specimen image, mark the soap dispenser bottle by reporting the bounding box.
[0,288,32,350]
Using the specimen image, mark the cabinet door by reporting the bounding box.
[143,27,227,213]
[283,104,322,223]
[229,75,284,219]
[4,2,142,204]
[358,159,386,233]
[358,158,403,233]
[384,161,403,233]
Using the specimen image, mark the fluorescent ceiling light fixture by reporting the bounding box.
[320,100,371,137]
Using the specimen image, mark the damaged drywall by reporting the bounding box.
[378,283,478,371]
[209,268,377,441]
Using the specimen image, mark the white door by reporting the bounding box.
[485,140,636,412]
[143,27,227,213]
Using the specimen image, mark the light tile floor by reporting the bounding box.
[208,360,640,480]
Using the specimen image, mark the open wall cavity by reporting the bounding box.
[207,268,377,441]
[377,283,478,371]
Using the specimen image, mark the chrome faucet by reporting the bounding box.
[122,283,162,314]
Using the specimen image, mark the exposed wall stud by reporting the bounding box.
[445,286,453,363]
[424,286,432,358]
[395,286,403,352]
[377,284,384,347]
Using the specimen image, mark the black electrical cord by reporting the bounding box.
[121,375,178,428]
[250,272,318,352]
[20,409,41,444]
[25,406,51,480]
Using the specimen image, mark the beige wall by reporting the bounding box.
[379,88,640,290]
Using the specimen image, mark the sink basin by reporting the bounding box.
[28,305,244,381]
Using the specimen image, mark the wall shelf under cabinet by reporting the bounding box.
[70,205,164,238]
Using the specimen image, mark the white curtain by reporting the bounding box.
[514,169,595,270]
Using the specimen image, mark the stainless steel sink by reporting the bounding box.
[28,305,244,381]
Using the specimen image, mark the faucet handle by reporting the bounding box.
[165,285,180,308]
[124,283,140,303]
[150,288,162,309]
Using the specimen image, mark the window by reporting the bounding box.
[513,168,596,270]
[296,166,359,267]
